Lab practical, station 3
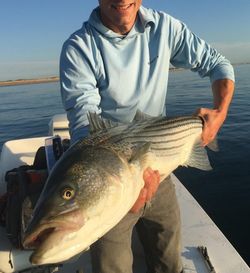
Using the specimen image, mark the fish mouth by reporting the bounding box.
[22,209,85,264]
[23,221,78,250]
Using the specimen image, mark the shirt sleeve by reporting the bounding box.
[169,17,235,83]
[60,37,101,144]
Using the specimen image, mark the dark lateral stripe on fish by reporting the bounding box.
[126,117,201,133]
[143,115,198,123]
[143,123,201,134]
[142,116,201,128]
[128,140,186,151]
[124,120,202,138]
[112,125,201,143]
[106,117,200,136]
[140,120,202,131]
[88,117,202,145]
[150,143,185,151]
[122,132,198,146]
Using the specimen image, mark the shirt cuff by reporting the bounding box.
[209,61,235,83]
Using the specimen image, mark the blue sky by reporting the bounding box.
[1,0,250,80]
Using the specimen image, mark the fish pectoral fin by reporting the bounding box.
[129,142,153,166]
[185,143,212,171]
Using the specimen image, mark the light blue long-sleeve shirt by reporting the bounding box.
[60,6,235,143]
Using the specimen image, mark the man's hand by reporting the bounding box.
[130,167,160,213]
[196,79,234,147]
[195,108,226,146]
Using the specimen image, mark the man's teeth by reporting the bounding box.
[114,4,132,10]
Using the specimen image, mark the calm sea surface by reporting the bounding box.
[0,64,250,265]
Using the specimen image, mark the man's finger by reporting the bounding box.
[144,169,160,201]
[130,188,147,213]
[131,168,161,213]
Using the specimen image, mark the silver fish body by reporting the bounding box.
[23,113,214,265]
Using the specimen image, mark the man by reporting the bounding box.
[60,1,235,272]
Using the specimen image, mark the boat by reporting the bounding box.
[0,114,249,273]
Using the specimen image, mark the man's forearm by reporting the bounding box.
[196,78,235,146]
[212,79,235,118]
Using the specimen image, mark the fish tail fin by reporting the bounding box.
[207,137,219,152]
[185,142,213,171]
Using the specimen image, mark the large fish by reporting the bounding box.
[23,111,216,265]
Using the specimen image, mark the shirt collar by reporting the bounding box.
[87,6,155,39]
[138,6,155,30]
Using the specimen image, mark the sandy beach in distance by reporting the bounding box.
[0,76,59,87]
[0,68,183,88]
[0,63,246,88]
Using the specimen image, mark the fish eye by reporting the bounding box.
[61,187,75,200]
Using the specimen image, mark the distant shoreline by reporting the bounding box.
[0,62,249,87]
[0,76,59,87]
[0,68,187,87]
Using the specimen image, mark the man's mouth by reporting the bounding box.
[111,3,134,12]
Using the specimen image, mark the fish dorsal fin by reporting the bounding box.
[185,142,212,171]
[88,110,156,133]
[133,110,155,121]
[87,112,120,134]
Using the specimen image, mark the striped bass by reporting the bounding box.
[23,111,216,265]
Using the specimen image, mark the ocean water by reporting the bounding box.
[0,64,250,265]
[167,64,250,265]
